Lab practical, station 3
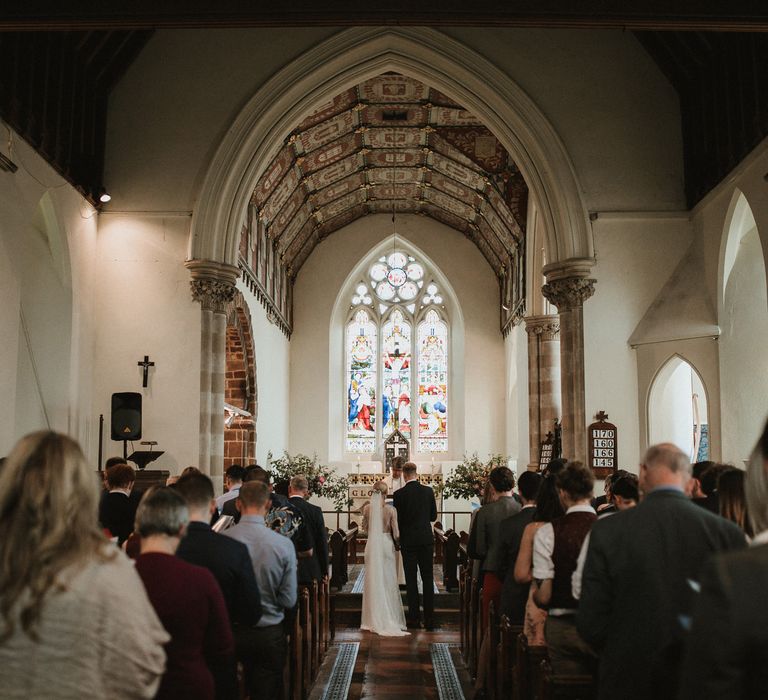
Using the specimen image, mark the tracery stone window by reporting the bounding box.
[346,251,448,454]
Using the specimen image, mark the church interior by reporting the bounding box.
[2,3,768,699]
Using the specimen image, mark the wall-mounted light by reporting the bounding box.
[97,186,111,203]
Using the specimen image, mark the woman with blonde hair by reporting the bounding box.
[0,431,168,699]
[360,480,409,636]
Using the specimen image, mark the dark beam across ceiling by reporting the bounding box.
[2,1,768,31]
[0,30,152,202]
[635,31,768,207]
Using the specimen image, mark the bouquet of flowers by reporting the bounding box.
[267,451,352,511]
[442,453,511,501]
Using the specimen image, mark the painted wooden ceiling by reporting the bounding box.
[251,73,528,278]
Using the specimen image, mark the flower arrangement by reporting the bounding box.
[442,453,511,501]
[267,451,352,511]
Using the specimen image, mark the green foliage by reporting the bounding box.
[267,451,352,511]
[442,453,511,501]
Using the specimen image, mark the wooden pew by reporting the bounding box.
[513,633,548,700]
[469,578,481,678]
[289,602,304,700]
[497,615,524,700]
[329,524,358,590]
[433,524,461,591]
[537,659,596,700]
[459,565,470,662]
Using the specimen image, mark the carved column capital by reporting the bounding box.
[541,277,596,311]
[525,314,560,340]
[191,278,236,312]
[186,258,240,313]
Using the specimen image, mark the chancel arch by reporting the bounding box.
[189,27,592,272]
[647,355,709,462]
[223,292,257,475]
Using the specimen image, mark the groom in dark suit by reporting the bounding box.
[393,461,438,629]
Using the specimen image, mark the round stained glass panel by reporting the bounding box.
[387,268,407,287]
[399,281,418,300]
[370,263,388,282]
[387,252,408,269]
[376,282,395,300]
[406,263,424,280]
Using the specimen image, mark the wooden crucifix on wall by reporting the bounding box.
[137,355,154,388]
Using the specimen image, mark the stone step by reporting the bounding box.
[332,607,460,627]
[332,591,460,610]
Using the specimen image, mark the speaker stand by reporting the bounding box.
[123,440,128,460]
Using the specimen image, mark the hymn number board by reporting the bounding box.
[588,411,618,478]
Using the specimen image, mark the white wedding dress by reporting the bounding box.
[360,492,409,636]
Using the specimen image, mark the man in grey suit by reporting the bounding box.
[577,443,746,700]
[679,423,768,699]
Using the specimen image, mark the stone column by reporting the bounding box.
[541,271,595,463]
[187,260,239,482]
[524,315,561,469]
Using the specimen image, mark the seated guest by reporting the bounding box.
[514,461,566,645]
[224,465,313,557]
[0,431,167,699]
[717,467,752,538]
[288,475,330,584]
[688,460,715,502]
[572,473,638,600]
[99,462,139,544]
[499,470,542,622]
[135,488,235,700]
[680,422,768,698]
[469,467,521,623]
[578,444,746,700]
[225,481,297,700]
[610,473,639,510]
[696,462,731,513]
[175,473,262,698]
[532,461,597,676]
[215,464,245,515]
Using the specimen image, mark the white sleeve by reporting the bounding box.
[571,532,590,600]
[531,522,555,580]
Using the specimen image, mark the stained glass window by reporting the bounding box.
[382,309,412,440]
[346,309,377,453]
[345,252,448,454]
[417,309,448,452]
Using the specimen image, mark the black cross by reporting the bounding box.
[138,355,154,388]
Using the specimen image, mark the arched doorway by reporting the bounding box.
[719,190,768,462]
[648,356,709,462]
[224,292,257,475]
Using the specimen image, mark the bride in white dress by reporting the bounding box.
[360,481,409,636]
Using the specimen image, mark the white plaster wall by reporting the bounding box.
[505,323,529,465]
[583,214,693,471]
[105,28,682,216]
[289,213,505,464]
[685,138,768,462]
[442,28,684,211]
[237,283,291,465]
[720,227,768,463]
[93,214,200,472]
[0,128,99,457]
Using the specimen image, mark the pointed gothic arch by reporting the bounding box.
[647,354,709,461]
[189,27,593,275]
